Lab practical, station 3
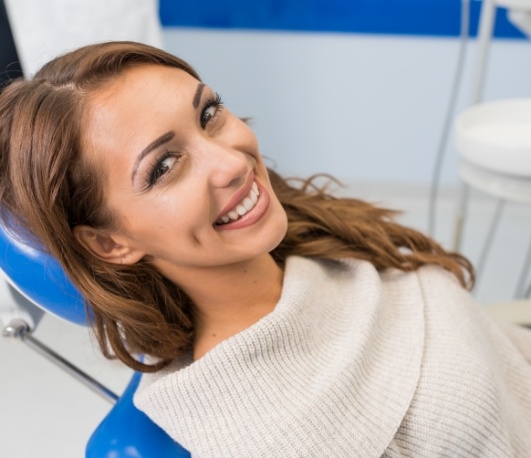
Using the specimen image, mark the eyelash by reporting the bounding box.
[145,92,224,189]
[201,92,224,128]
[146,150,179,188]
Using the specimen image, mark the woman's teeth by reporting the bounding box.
[216,182,260,225]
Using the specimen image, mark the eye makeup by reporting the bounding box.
[142,90,224,189]
[200,92,223,128]
[145,150,181,188]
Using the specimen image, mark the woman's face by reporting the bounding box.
[80,64,288,280]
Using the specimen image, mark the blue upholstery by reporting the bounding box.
[0,221,190,457]
[0,223,87,325]
[86,372,191,457]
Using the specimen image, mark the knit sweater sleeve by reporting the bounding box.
[384,266,531,458]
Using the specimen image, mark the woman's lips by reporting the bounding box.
[214,179,270,231]
[215,171,255,221]
[215,181,260,224]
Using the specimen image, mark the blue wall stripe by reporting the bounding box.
[159,0,525,38]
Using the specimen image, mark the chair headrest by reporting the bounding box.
[0,222,88,326]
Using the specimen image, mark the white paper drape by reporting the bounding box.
[4,0,163,77]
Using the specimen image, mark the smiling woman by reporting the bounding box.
[1,42,531,457]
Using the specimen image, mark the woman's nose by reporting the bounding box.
[199,140,249,189]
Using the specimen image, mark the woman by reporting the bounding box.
[1,41,530,457]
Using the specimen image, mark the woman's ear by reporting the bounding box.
[72,225,145,265]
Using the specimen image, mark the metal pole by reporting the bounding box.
[475,198,505,287]
[452,182,470,252]
[470,0,497,105]
[515,236,531,298]
[3,319,118,404]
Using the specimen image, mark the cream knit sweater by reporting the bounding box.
[135,256,531,457]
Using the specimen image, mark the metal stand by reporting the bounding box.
[452,182,470,252]
[2,319,118,404]
[451,0,497,256]
[515,237,531,297]
[475,198,506,286]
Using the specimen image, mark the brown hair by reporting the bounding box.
[0,42,473,372]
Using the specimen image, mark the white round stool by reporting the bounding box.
[454,98,531,324]
[450,0,531,325]
[455,98,531,200]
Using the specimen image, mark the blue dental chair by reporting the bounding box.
[0,223,190,457]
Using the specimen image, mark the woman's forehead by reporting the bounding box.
[87,66,196,126]
[81,65,200,169]
[93,64,199,103]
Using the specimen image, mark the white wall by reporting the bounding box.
[163,28,531,186]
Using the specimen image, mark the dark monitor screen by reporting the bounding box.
[0,0,23,84]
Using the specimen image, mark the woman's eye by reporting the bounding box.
[148,153,179,187]
[201,105,217,127]
[200,93,223,128]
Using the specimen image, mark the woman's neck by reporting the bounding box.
[162,253,284,360]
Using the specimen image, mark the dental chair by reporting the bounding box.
[0,222,190,457]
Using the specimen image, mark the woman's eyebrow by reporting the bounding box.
[131,131,175,183]
[193,83,205,108]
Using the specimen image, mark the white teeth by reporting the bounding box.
[242,197,254,211]
[216,181,260,225]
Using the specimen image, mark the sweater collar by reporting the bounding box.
[136,256,425,456]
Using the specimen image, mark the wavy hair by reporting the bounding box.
[0,42,473,372]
